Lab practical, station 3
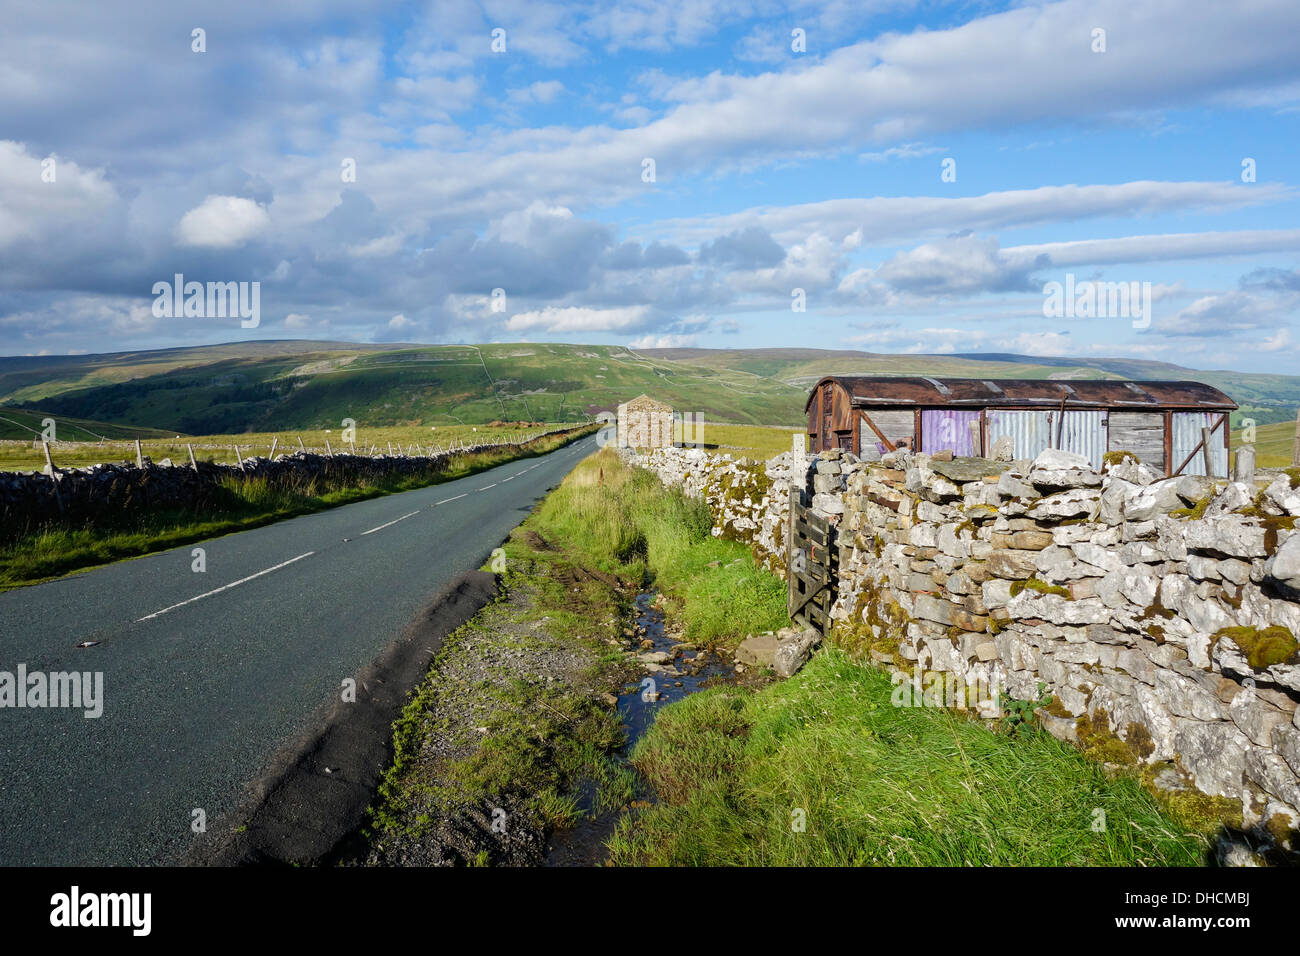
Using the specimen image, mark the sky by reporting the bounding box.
[1,0,1298,372]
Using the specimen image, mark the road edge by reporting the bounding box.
[186,569,501,866]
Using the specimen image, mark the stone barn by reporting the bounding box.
[617,394,674,449]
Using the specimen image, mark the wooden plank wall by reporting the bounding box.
[1108,412,1165,471]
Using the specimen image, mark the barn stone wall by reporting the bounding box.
[625,442,1300,859]
[616,399,674,449]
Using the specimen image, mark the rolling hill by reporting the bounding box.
[0,342,807,433]
[3,341,1298,435]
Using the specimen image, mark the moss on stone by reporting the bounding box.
[1103,450,1139,467]
[1210,625,1299,670]
[1139,763,1243,835]
[1170,496,1211,520]
[1075,708,1139,767]
[1010,576,1072,599]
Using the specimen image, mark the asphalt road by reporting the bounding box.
[0,435,598,865]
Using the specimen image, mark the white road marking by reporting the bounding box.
[434,493,467,505]
[137,552,316,622]
[479,483,497,490]
[361,510,420,536]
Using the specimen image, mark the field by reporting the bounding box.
[0,421,562,472]
[1235,419,1299,468]
[690,422,805,459]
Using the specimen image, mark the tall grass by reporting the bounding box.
[608,648,1210,866]
[531,449,787,646]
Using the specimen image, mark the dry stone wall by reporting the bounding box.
[626,442,1300,849]
[1,427,589,536]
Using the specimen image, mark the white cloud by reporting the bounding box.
[506,305,653,333]
[629,333,697,348]
[175,195,271,248]
[506,80,565,106]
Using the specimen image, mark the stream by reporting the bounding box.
[543,590,736,866]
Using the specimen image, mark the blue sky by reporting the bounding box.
[1,0,1298,371]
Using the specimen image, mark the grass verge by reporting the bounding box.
[607,649,1211,866]
[363,447,786,863]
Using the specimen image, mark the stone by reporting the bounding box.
[996,471,1037,499]
[1031,448,1092,472]
[1011,530,1054,550]
[811,493,845,515]
[1265,533,1300,598]
[1007,591,1111,625]
[1184,516,1267,560]
[1230,691,1294,747]
[1243,748,1300,808]
[735,634,779,667]
[982,578,1014,608]
[931,458,1008,483]
[985,549,1039,580]
[1027,488,1100,521]
[1173,720,1251,798]
[1123,478,1191,522]
[773,629,820,678]
[1260,473,1300,517]
[1105,455,1160,486]
[813,473,843,493]
[1205,481,1253,519]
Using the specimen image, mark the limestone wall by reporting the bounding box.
[626,442,1300,850]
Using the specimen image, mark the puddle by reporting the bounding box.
[543,590,735,866]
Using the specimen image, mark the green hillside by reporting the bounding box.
[1,343,808,433]
[0,406,175,442]
[4,341,1298,435]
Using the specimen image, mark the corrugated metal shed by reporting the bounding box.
[804,376,1236,411]
[806,375,1237,476]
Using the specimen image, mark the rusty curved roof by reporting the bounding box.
[803,376,1236,413]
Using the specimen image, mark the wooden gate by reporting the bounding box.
[787,489,837,633]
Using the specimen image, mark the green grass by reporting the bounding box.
[529,448,788,647]
[0,420,561,472]
[691,423,805,460]
[607,648,1211,866]
[1234,419,1298,468]
[0,426,595,590]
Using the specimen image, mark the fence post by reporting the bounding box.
[1234,444,1255,484]
[298,435,306,453]
[1293,409,1300,467]
[187,444,199,472]
[135,439,143,468]
[325,439,333,457]
[1201,426,1213,476]
[42,442,64,514]
[234,445,243,468]
[269,437,278,461]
